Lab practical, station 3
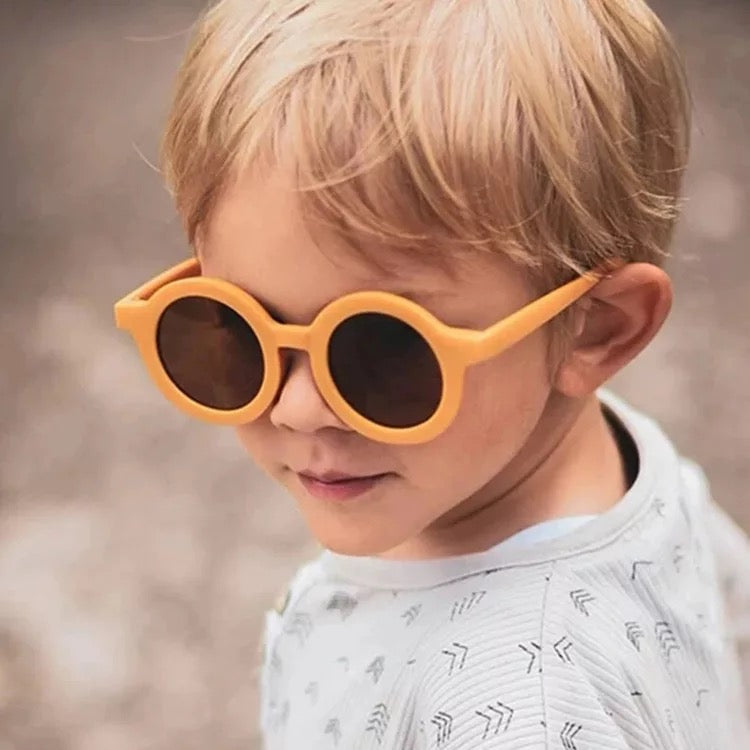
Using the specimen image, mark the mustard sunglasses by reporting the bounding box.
[115,259,612,445]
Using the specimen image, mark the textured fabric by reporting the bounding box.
[258,390,750,749]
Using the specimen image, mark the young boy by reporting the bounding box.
[115,0,749,747]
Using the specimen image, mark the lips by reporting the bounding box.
[301,470,379,483]
[296,469,392,502]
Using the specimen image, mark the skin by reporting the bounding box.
[199,167,673,560]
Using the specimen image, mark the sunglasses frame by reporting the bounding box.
[115,258,612,444]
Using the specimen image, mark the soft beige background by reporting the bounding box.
[0,1,747,748]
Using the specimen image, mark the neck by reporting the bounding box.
[386,392,628,559]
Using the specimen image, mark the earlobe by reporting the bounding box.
[553,263,673,398]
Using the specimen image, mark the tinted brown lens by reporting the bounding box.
[328,313,442,428]
[157,296,264,410]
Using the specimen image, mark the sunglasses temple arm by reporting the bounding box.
[114,258,202,328]
[466,271,603,364]
[133,258,201,301]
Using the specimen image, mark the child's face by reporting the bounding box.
[201,168,556,559]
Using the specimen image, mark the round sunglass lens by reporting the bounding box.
[328,313,442,429]
[157,296,264,411]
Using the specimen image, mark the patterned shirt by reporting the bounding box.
[258,390,750,749]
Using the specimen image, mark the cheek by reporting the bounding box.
[406,333,552,488]
[459,332,551,441]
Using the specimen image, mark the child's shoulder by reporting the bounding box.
[257,544,325,659]
[408,542,739,748]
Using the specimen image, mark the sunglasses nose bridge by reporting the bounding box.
[274,324,312,352]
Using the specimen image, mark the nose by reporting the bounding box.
[269,351,352,435]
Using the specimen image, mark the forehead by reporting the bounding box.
[201,167,531,324]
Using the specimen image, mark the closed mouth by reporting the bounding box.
[298,471,391,484]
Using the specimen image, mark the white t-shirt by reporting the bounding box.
[258,390,750,749]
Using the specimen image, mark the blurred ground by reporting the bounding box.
[0,1,747,748]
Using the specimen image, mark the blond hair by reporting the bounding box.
[162,0,690,289]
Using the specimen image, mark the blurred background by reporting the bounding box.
[0,1,747,748]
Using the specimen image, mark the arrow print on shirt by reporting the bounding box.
[431,711,453,746]
[366,655,385,684]
[519,641,542,674]
[326,591,358,620]
[654,621,679,663]
[325,717,341,746]
[696,688,709,708]
[450,590,486,621]
[560,722,582,750]
[569,589,595,616]
[283,611,313,646]
[336,655,350,673]
[441,642,468,676]
[625,621,645,651]
[476,701,514,739]
[631,560,654,581]
[553,636,574,664]
[401,604,422,626]
[365,703,390,745]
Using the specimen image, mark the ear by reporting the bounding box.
[553,263,673,398]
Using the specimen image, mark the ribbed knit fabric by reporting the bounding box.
[258,390,750,749]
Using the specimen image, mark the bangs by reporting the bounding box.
[268,28,538,265]
[163,0,690,285]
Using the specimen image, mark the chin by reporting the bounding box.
[313,524,404,558]
[317,534,381,557]
[321,540,371,557]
